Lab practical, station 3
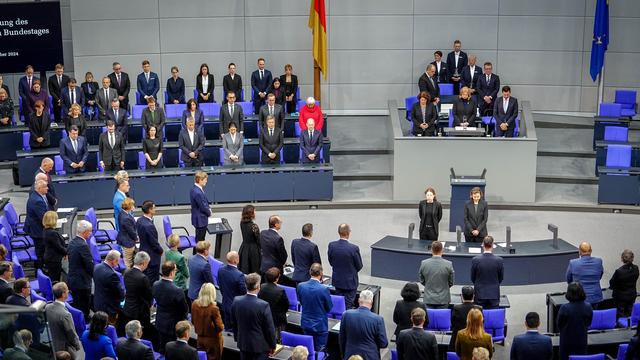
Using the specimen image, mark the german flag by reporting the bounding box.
[309,0,327,79]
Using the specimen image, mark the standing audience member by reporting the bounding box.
[28,100,51,148]
[188,240,214,301]
[476,62,500,117]
[219,91,243,134]
[26,80,50,120]
[300,118,324,163]
[6,278,42,345]
[238,205,261,274]
[0,262,14,303]
[411,92,437,137]
[446,40,467,95]
[108,62,131,111]
[259,116,283,164]
[81,72,99,120]
[218,251,247,328]
[464,187,488,243]
[290,223,322,283]
[61,79,84,118]
[4,330,33,360]
[393,282,427,337]
[557,282,593,360]
[137,200,162,283]
[20,65,39,118]
[141,97,166,140]
[93,250,125,324]
[418,65,440,106]
[196,63,215,103]
[223,63,242,102]
[231,273,276,360]
[259,215,288,276]
[113,179,129,231]
[107,99,128,141]
[59,126,88,174]
[45,282,82,358]
[136,60,159,103]
[152,261,189,353]
[450,286,482,350]
[48,64,69,123]
[182,99,205,130]
[493,86,519,137]
[97,77,118,121]
[81,311,117,360]
[116,198,138,269]
[339,290,388,360]
[165,234,190,300]
[67,220,94,319]
[258,267,290,342]
[121,252,154,344]
[259,93,285,130]
[190,171,211,244]
[471,236,504,309]
[64,104,87,136]
[453,87,477,127]
[418,187,443,240]
[179,118,205,167]
[510,312,553,360]
[99,121,126,171]
[25,179,54,268]
[455,308,493,360]
[164,321,198,360]
[251,58,273,114]
[328,223,363,309]
[166,66,185,104]
[191,283,224,360]
[297,263,333,352]
[0,89,12,127]
[222,122,244,164]
[115,320,154,360]
[609,249,639,318]
[566,241,604,308]
[419,240,454,308]
[396,308,439,360]
[279,64,298,113]
[142,126,163,169]
[43,211,67,282]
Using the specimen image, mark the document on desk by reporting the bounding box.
[56,218,68,227]
[331,322,341,331]
[208,217,222,224]
[468,247,481,254]
[57,207,75,213]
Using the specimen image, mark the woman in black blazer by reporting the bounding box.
[116,198,138,269]
[558,282,593,360]
[279,64,298,114]
[64,103,87,136]
[418,187,443,240]
[43,211,67,282]
[81,72,99,120]
[411,91,438,137]
[166,66,185,104]
[28,100,51,148]
[609,249,640,318]
[392,282,427,337]
[453,86,477,127]
[271,78,285,106]
[196,63,215,103]
[463,187,488,243]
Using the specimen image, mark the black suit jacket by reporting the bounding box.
[93,262,125,316]
[510,331,553,360]
[164,340,198,360]
[48,74,70,104]
[476,74,500,108]
[290,238,322,282]
[259,128,283,163]
[152,278,188,335]
[108,72,131,107]
[259,229,287,273]
[258,282,290,327]
[471,253,504,301]
[393,300,427,336]
[166,77,185,104]
[463,200,488,238]
[493,96,518,126]
[178,129,205,162]
[397,327,439,360]
[258,104,285,130]
[231,295,276,353]
[452,98,477,126]
[98,131,126,166]
[219,103,244,133]
[43,228,67,264]
[196,74,215,98]
[0,280,13,304]
[449,303,482,349]
[115,338,154,360]
[67,236,93,290]
[411,102,438,136]
[223,74,243,100]
[430,61,449,84]
[106,108,128,136]
[123,267,153,322]
[446,51,468,81]
[28,112,51,147]
[610,264,640,305]
[461,65,482,90]
[251,70,273,97]
[418,73,440,101]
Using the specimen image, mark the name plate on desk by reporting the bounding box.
[453,126,478,131]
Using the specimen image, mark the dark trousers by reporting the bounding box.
[157,330,174,355]
[103,162,121,171]
[45,261,63,283]
[335,288,357,310]
[452,79,461,95]
[70,287,92,319]
[475,298,500,309]
[184,158,203,167]
[465,234,483,243]
[303,329,328,351]
[53,102,62,123]
[240,351,268,360]
[494,122,515,137]
[420,227,438,241]
[195,227,207,242]
[144,265,160,284]
[617,301,634,318]
[33,237,45,268]
[253,96,266,114]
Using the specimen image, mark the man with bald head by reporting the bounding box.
[300,118,324,163]
[24,179,54,269]
[328,223,363,309]
[36,157,56,199]
[461,55,482,97]
[567,242,604,307]
[218,251,247,329]
[33,172,58,209]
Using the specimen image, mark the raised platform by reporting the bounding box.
[370,235,578,285]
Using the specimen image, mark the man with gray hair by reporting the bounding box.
[25,178,54,269]
[4,329,33,359]
[178,116,205,167]
[115,320,154,360]
[32,172,58,209]
[46,282,82,358]
[291,345,309,360]
[339,289,388,360]
[122,251,155,343]
[418,64,440,105]
[93,250,125,324]
[36,157,56,199]
[67,220,94,318]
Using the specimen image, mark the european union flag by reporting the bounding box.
[590,0,609,81]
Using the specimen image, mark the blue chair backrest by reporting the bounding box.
[514,116,520,137]
[630,303,640,326]
[482,308,505,340]
[405,96,418,121]
[54,155,65,175]
[84,208,98,234]
[329,295,346,319]
[166,104,186,118]
[589,309,617,330]
[198,351,207,360]
[448,109,453,128]
[218,147,225,166]
[426,308,452,331]
[617,344,629,360]
[4,203,20,230]
[138,151,146,170]
[12,254,25,278]
[447,352,461,360]
[208,256,223,286]
[440,83,454,96]
[65,302,86,335]
[599,103,622,117]
[568,354,605,360]
[281,331,316,360]
[391,349,398,360]
[0,215,14,238]
[31,290,46,303]
[37,269,53,301]
[22,133,31,151]
[605,144,632,168]
[106,325,118,351]
[200,102,221,117]
[294,123,301,137]
[278,285,299,310]
[87,236,102,264]
[604,126,628,142]
[238,102,254,116]
[132,105,146,119]
[615,90,637,109]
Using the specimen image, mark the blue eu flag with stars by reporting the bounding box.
[590,0,609,81]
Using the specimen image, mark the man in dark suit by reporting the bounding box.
[223,63,243,102]
[106,99,128,141]
[251,58,273,114]
[297,263,332,351]
[116,320,155,360]
[258,267,290,341]
[136,200,163,283]
[471,236,504,309]
[460,55,482,98]
[0,262,14,303]
[260,215,287,275]
[258,93,285,130]
[259,116,283,164]
[59,126,88,174]
[511,312,553,360]
[97,77,119,121]
[446,40,468,95]
[476,62,500,117]
[35,157,56,200]
[397,307,438,360]
[19,65,38,118]
[190,171,211,243]
[67,220,94,318]
[188,240,214,301]
[24,179,54,268]
[328,223,363,309]
[430,51,448,84]
[6,279,42,345]
[418,64,440,105]
[291,223,322,283]
[98,120,126,171]
[48,64,70,123]
[153,261,189,353]
[179,118,205,167]
[339,289,388,360]
[219,91,244,134]
[566,242,604,307]
[449,286,481,350]
[108,62,131,111]
[493,86,519,137]
[121,251,154,343]
[93,250,125,323]
[300,118,324,164]
[165,321,198,360]
[141,97,166,140]
[60,78,84,117]
[218,251,247,328]
[136,60,160,104]
[231,273,276,360]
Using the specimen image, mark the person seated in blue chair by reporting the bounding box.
[493,86,518,138]
[300,118,324,163]
[259,115,283,164]
[59,125,88,173]
[136,60,159,104]
[166,66,185,104]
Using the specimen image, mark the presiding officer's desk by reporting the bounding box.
[597,166,640,205]
[371,236,578,285]
[50,163,333,210]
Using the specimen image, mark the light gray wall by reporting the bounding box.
[64,0,640,111]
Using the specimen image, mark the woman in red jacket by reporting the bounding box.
[298,96,323,131]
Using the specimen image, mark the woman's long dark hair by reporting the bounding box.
[88,311,108,341]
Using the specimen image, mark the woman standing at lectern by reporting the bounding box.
[418,187,443,240]
[463,187,488,243]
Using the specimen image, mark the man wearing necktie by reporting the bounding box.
[179,117,205,167]
[476,62,501,117]
[251,58,273,114]
[493,86,519,138]
[136,60,160,104]
[24,179,54,269]
[301,118,324,163]
[259,93,285,130]
[108,62,131,111]
[190,171,212,245]
[259,116,283,164]
[19,65,39,119]
[219,91,244,135]
[99,120,126,171]
[59,126,88,173]
[48,64,69,123]
[62,78,84,118]
[418,64,441,106]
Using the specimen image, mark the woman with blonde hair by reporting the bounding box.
[165,234,189,299]
[453,86,477,127]
[43,211,67,282]
[64,103,87,136]
[455,308,493,360]
[191,283,224,360]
